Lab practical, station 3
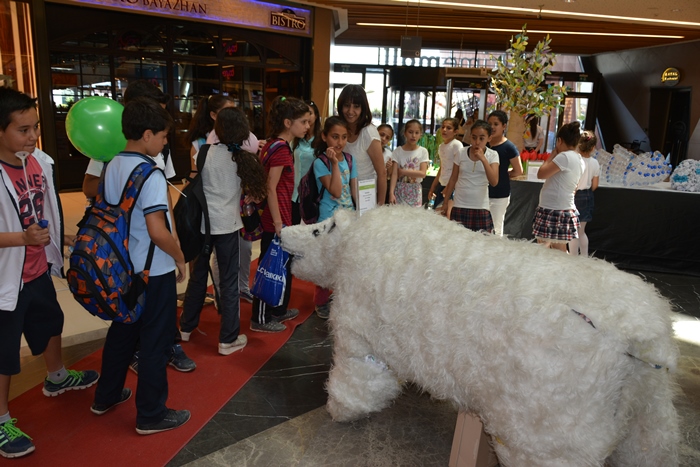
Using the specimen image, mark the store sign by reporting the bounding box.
[270,9,306,31]
[57,0,312,37]
[662,67,680,87]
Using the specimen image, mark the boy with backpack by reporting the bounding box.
[0,86,99,458]
[89,97,190,434]
[81,80,195,374]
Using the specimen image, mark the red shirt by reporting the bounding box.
[0,155,49,282]
[260,138,294,232]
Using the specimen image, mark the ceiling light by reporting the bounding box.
[387,0,700,28]
[356,23,685,39]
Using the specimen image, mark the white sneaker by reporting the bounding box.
[219,335,247,355]
[180,330,192,342]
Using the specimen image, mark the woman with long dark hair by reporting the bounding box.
[336,85,386,205]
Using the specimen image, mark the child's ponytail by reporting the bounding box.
[215,107,267,200]
[188,94,235,144]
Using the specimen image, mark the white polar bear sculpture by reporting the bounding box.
[280,206,679,467]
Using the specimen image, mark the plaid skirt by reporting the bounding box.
[532,207,580,243]
[451,207,494,233]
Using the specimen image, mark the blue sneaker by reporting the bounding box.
[43,369,100,397]
[169,344,196,372]
[0,419,35,459]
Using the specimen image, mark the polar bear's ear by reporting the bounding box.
[333,208,355,230]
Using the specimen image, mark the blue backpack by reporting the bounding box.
[67,162,158,323]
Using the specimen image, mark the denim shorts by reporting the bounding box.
[575,189,595,223]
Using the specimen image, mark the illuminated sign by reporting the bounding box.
[662,67,680,87]
[55,0,312,37]
[270,8,306,31]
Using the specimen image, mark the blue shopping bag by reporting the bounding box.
[251,235,289,307]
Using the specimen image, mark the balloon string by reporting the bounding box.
[168,180,186,198]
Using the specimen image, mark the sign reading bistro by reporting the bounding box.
[271,9,307,30]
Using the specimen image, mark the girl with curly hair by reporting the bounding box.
[180,107,266,355]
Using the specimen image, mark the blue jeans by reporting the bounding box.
[94,271,176,425]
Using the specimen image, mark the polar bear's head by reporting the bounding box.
[280,209,356,289]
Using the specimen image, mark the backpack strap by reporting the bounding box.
[195,144,212,255]
[118,162,160,274]
[342,151,353,173]
[260,139,287,167]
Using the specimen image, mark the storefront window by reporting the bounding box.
[173,28,217,57]
[114,57,167,103]
[60,31,111,49]
[117,29,165,54]
[0,0,37,97]
[221,37,261,63]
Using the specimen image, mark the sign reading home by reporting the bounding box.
[56,0,312,37]
[271,8,306,31]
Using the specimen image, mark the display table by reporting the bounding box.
[504,179,700,276]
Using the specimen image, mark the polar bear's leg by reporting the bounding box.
[326,328,402,422]
[608,365,679,467]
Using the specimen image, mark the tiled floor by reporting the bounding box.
[11,190,700,466]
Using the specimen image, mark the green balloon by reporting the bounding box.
[65,97,127,162]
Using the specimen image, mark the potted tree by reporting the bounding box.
[490,25,567,153]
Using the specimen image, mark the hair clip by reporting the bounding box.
[227,143,242,152]
[280,96,286,102]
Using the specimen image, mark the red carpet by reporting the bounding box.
[9,274,315,466]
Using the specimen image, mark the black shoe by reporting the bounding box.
[169,344,196,372]
[91,388,132,415]
[135,409,191,435]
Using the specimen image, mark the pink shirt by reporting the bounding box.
[0,155,49,282]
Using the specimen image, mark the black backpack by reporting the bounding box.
[298,152,353,224]
[173,144,211,263]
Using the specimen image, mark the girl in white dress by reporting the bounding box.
[389,120,430,207]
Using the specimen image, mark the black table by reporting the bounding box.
[504,179,700,276]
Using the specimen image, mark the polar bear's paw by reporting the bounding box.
[326,355,402,422]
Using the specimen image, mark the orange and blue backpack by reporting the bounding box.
[67,161,158,323]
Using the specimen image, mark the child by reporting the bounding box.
[377,123,394,204]
[251,96,310,333]
[389,119,429,207]
[180,108,266,354]
[312,116,358,318]
[91,97,190,434]
[440,120,500,233]
[292,100,321,225]
[532,121,585,252]
[187,94,259,305]
[0,87,99,459]
[428,118,462,218]
[487,110,523,237]
[569,130,600,256]
[81,80,195,374]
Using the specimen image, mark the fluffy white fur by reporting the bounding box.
[280,206,680,467]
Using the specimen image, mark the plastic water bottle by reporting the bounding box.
[427,194,436,210]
